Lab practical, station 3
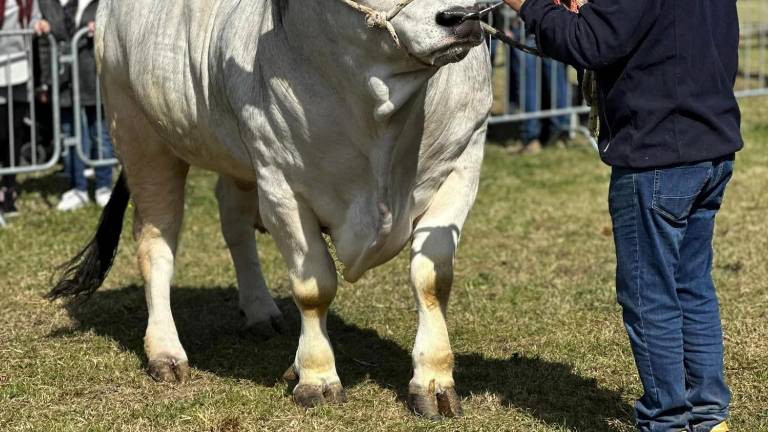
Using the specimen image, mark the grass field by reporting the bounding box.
[1,94,766,431]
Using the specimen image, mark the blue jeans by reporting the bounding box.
[609,158,733,432]
[62,106,114,191]
[510,34,569,143]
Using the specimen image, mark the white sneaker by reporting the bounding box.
[57,189,90,212]
[95,187,112,208]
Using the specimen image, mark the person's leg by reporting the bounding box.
[57,108,90,211]
[516,32,541,148]
[0,102,16,208]
[553,62,570,135]
[1,101,27,214]
[61,108,87,192]
[677,159,733,431]
[0,103,11,187]
[609,162,715,431]
[85,106,114,190]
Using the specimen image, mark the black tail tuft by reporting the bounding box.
[48,172,130,301]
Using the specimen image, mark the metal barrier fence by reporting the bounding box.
[0,30,60,177]
[0,27,115,180]
[66,27,114,168]
[482,1,768,146]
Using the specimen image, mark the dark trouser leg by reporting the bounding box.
[84,106,114,190]
[0,101,25,188]
[61,108,88,192]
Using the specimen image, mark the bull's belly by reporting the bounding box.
[170,137,256,182]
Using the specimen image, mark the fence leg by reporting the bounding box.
[0,212,6,228]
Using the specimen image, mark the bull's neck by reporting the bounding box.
[278,0,437,125]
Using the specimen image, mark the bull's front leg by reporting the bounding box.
[407,127,485,419]
[257,183,346,408]
[408,225,462,419]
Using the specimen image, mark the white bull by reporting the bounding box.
[50,0,491,418]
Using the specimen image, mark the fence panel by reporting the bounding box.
[65,27,116,168]
[0,31,60,176]
[736,1,768,98]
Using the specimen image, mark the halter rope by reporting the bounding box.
[336,0,416,48]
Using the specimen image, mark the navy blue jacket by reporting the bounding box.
[520,0,743,168]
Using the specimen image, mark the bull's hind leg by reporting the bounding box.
[408,128,485,419]
[215,176,284,339]
[106,92,191,382]
[129,152,190,383]
[258,184,344,407]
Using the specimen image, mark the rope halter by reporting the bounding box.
[337,0,416,48]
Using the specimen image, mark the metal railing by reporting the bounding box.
[0,27,115,179]
[65,27,115,167]
[0,30,60,176]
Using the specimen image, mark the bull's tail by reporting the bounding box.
[48,172,130,300]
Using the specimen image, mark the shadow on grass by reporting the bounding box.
[16,171,68,208]
[50,285,633,431]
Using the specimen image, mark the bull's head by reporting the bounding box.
[348,0,486,67]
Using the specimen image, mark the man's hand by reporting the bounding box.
[504,0,526,12]
[88,21,96,36]
[33,19,51,35]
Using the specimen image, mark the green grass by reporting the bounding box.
[1,96,767,431]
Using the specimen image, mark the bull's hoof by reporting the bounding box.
[148,357,190,383]
[284,365,346,407]
[408,382,462,420]
[323,383,348,404]
[293,384,325,408]
[292,383,347,408]
[240,312,286,341]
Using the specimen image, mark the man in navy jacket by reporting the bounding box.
[504,0,741,431]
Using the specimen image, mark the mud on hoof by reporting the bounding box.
[148,357,190,383]
[292,383,347,408]
[239,310,286,341]
[408,382,463,419]
[283,365,347,407]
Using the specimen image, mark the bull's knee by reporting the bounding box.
[411,251,454,311]
[136,224,170,279]
[291,266,338,313]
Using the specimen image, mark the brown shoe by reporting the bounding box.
[504,140,524,154]
[710,422,729,432]
[519,139,542,155]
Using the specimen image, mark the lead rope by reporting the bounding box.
[555,0,599,138]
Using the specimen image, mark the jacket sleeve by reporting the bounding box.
[519,0,662,69]
[29,0,43,28]
[81,1,99,26]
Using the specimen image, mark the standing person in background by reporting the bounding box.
[0,0,46,216]
[505,0,741,430]
[510,36,569,155]
[37,0,113,211]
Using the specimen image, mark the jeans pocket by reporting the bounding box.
[651,165,712,222]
